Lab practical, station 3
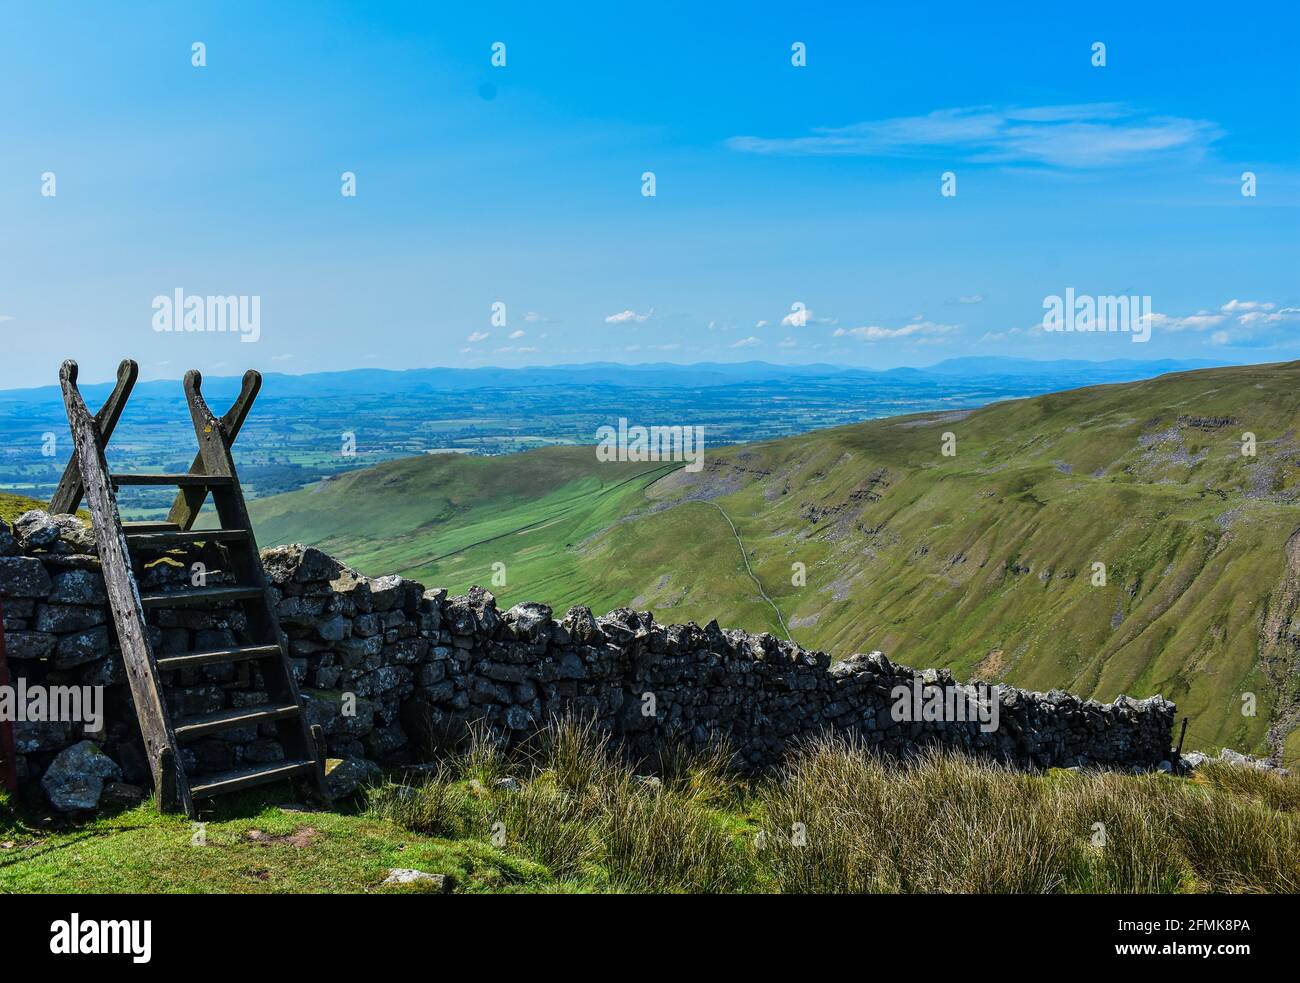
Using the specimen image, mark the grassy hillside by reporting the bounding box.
[0,492,49,524]
[249,449,679,615]
[252,361,1300,762]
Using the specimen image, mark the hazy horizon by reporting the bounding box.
[0,352,1245,395]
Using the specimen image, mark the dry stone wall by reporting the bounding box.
[1,510,1177,811]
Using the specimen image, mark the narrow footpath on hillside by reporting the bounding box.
[696,500,792,642]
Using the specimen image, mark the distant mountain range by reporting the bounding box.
[0,357,1226,402]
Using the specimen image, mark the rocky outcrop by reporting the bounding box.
[1,511,1178,812]
[1182,747,1291,776]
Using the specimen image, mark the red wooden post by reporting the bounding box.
[0,596,17,791]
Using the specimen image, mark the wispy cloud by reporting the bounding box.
[1220,299,1274,313]
[605,308,653,324]
[1147,312,1228,332]
[731,336,760,348]
[466,330,490,343]
[979,324,1041,344]
[727,104,1219,168]
[834,318,958,342]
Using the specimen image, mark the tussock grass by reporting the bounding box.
[1158,785,1299,893]
[365,763,468,839]
[365,726,1300,894]
[1193,759,1300,813]
[365,716,752,891]
[6,732,1298,893]
[457,720,512,786]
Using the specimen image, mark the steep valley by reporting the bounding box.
[250,360,1300,762]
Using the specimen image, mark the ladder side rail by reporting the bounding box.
[167,369,262,531]
[49,359,139,516]
[58,360,194,817]
[181,370,325,792]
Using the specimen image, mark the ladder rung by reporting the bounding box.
[175,702,301,741]
[139,585,264,609]
[111,473,233,487]
[190,760,317,799]
[156,643,281,672]
[127,528,249,549]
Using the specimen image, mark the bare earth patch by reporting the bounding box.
[973,648,1006,681]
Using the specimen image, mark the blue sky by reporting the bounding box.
[1,1,1297,388]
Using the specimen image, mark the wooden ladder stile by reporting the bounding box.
[57,359,193,816]
[53,359,328,814]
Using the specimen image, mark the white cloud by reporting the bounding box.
[605,308,653,324]
[834,319,958,342]
[732,336,760,348]
[508,329,525,339]
[1144,301,1300,336]
[467,330,490,343]
[727,103,1219,169]
[1141,299,1300,346]
[523,311,553,323]
[778,337,797,348]
[1238,307,1300,326]
[755,319,769,328]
